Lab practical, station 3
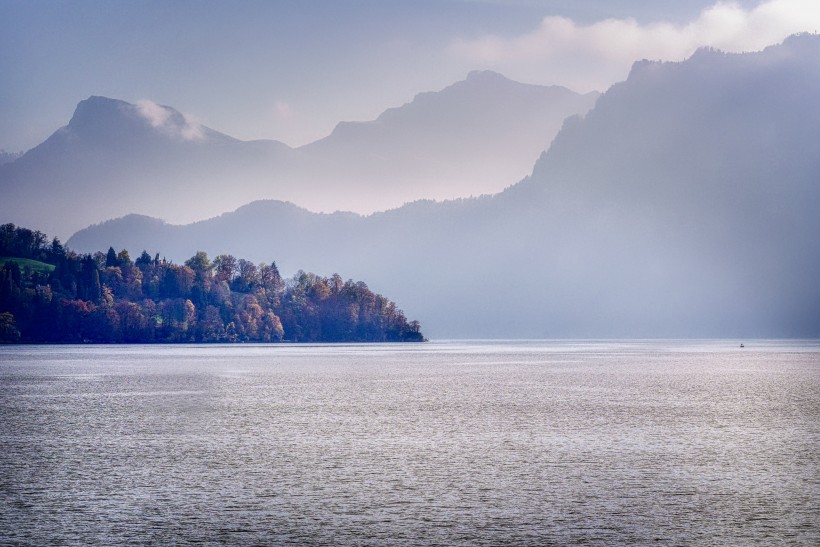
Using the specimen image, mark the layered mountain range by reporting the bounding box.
[0,71,597,237]
[66,34,820,338]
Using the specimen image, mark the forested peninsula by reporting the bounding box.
[0,224,424,344]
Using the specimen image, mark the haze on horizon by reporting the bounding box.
[2,0,817,157]
[1,1,819,340]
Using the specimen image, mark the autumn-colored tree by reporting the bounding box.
[0,226,425,343]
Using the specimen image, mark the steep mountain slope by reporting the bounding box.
[297,71,599,204]
[0,74,597,238]
[68,35,820,338]
[1,97,291,237]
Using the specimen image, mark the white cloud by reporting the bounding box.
[136,99,171,128]
[136,99,204,141]
[179,119,204,141]
[448,0,820,92]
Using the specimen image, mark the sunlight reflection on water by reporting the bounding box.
[1,340,818,544]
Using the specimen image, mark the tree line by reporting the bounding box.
[0,223,424,343]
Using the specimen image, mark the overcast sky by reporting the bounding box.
[1,0,817,152]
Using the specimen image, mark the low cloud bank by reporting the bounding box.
[449,0,820,91]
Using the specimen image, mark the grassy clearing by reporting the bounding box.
[0,257,56,273]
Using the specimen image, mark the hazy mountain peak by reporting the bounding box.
[368,70,593,126]
[67,95,215,143]
[451,70,570,95]
[67,96,134,132]
[622,33,820,85]
[2,73,599,237]
[296,71,598,210]
[464,69,511,83]
[779,31,820,52]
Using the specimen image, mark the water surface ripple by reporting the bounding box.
[1,340,818,544]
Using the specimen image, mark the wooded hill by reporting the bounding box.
[0,223,424,344]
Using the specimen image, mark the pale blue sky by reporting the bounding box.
[2,0,810,152]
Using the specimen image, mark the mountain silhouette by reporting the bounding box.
[68,35,820,338]
[0,74,597,237]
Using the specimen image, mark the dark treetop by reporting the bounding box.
[0,223,424,344]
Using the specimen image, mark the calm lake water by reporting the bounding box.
[1,340,818,544]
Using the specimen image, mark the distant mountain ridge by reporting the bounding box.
[68,35,820,338]
[0,73,598,237]
[2,97,292,238]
